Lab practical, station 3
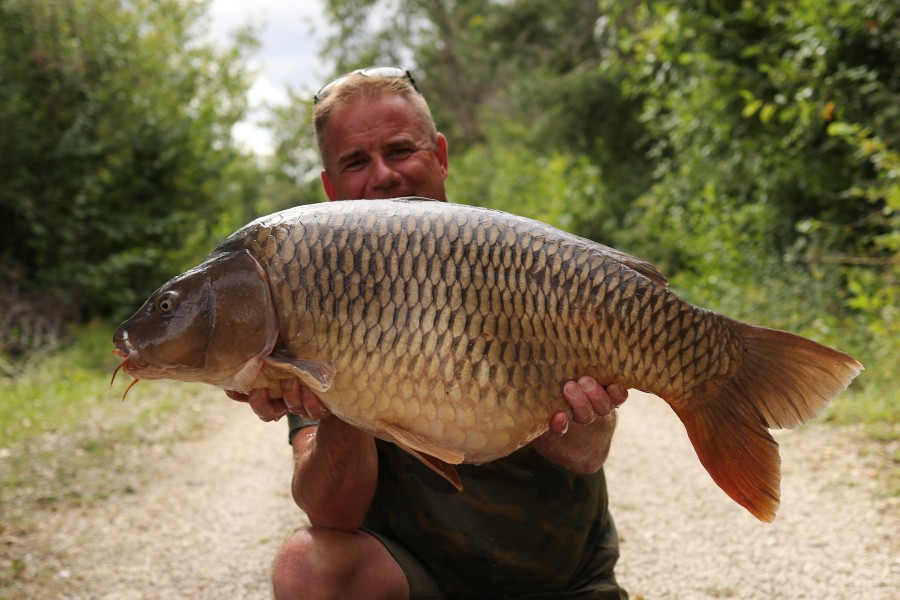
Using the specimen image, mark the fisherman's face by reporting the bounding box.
[320,94,448,202]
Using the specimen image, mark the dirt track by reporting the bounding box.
[5,391,898,599]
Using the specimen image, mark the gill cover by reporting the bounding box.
[114,250,278,385]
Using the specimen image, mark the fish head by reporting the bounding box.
[113,249,278,391]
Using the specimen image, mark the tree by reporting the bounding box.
[604,0,898,342]
[0,0,260,321]
[317,0,653,241]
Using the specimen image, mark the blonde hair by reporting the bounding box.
[313,74,439,171]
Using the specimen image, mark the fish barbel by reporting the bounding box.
[113,198,862,521]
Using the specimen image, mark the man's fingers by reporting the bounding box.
[280,378,329,420]
[563,380,596,424]
[248,388,289,422]
[300,385,329,419]
[578,376,617,418]
[607,383,628,406]
[225,389,249,402]
[563,377,629,425]
[548,411,570,435]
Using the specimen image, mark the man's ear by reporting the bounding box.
[321,170,338,201]
[436,133,449,179]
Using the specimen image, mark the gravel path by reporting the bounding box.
[6,400,305,599]
[606,392,898,599]
[6,391,898,599]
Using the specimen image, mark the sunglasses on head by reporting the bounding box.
[313,66,419,104]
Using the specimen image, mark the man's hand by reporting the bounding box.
[225,379,330,422]
[533,377,628,473]
[547,377,628,435]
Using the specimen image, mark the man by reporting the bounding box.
[235,67,629,599]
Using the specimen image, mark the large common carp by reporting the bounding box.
[113,198,862,521]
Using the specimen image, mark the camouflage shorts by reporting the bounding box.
[365,526,627,600]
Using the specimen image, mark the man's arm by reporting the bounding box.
[230,379,379,531]
[290,417,378,531]
[279,379,378,531]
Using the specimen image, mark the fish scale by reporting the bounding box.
[114,197,862,521]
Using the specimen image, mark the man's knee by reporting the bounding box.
[271,526,408,600]
[272,528,333,600]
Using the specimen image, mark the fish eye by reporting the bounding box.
[157,291,180,314]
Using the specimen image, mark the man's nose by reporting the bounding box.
[370,156,401,189]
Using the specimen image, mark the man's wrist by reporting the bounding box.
[287,413,320,444]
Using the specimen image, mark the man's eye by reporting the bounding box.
[343,159,366,172]
[390,148,414,160]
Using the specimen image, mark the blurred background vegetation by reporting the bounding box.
[1,0,897,451]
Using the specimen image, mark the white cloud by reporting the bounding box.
[231,121,274,156]
[207,0,335,155]
[247,75,290,109]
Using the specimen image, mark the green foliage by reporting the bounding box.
[448,132,608,236]
[0,0,261,320]
[608,0,898,289]
[257,89,331,215]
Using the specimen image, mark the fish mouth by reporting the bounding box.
[112,347,135,376]
[111,331,144,386]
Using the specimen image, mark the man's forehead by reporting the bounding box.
[325,99,428,157]
[329,95,424,133]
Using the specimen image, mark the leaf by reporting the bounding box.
[886,184,900,210]
[742,99,763,118]
[826,122,860,138]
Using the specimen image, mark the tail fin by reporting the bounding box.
[671,321,863,522]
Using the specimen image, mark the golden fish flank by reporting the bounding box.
[113,198,862,522]
[251,211,567,448]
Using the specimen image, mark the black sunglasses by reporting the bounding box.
[313,66,419,104]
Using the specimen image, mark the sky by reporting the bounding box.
[206,0,335,155]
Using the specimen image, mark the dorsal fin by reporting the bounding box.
[597,244,669,287]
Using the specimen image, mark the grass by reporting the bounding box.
[823,333,900,424]
[819,349,900,499]
[0,321,210,507]
[1,320,129,448]
[823,382,900,442]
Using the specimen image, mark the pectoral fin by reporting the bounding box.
[262,355,336,393]
[376,420,464,491]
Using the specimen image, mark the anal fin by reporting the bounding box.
[376,420,464,491]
